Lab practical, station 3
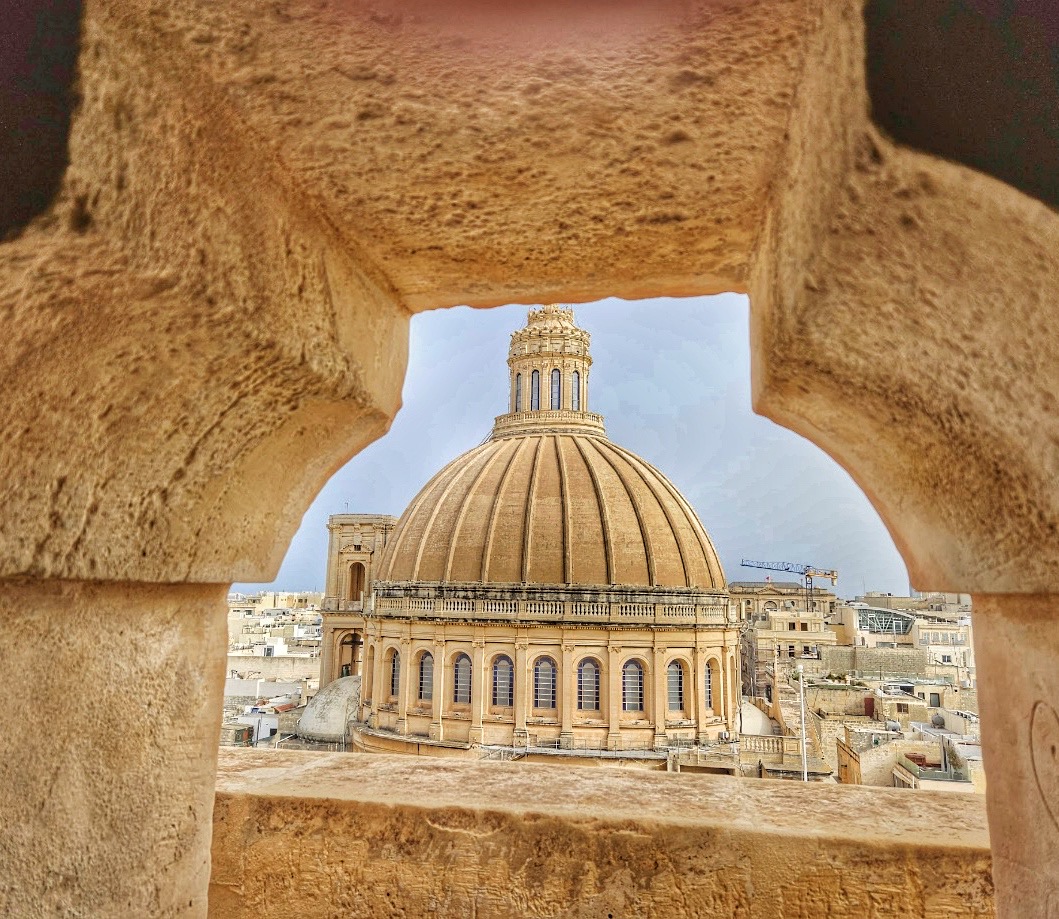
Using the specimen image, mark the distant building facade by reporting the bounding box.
[730,580,839,698]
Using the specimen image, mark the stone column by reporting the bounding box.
[653,646,668,749]
[607,644,623,750]
[560,643,575,749]
[513,640,529,746]
[973,595,1059,918]
[395,639,412,735]
[693,644,709,744]
[429,639,445,741]
[319,621,337,690]
[0,582,226,918]
[370,637,385,730]
[469,639,486,745]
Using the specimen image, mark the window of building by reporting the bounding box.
[667,661,684,711]
[622,660,644,711]
[514,372,522,412]
[788,645,795,657]
[492,655,514,707]
[419,652,433,702]
[533,657,557,709]
[389,650,400,698]
[897,703,909,714]
[530,370,540,410]
[929,692,941,707]
[704,664,713,710]
[453,653,472,704]
[788,622,796,631]
[803,645,811,656]
[571,370,580,410]
[800,622,808,631]
[578,658,601,711]
[550,368,561,410]
[941,654,952,664]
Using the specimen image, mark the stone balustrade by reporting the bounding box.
[209,750,993,919]
[372,595,728,626]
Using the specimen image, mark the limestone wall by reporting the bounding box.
[225,654,320,682]
[211,750,993,919]
[821,646,927,677]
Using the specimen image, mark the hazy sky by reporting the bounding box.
[237,294,910,598]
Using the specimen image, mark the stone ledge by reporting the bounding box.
[211,749,993,918]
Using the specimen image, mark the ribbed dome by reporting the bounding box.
[377,433,725,589]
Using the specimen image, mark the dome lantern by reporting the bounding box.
[493,305,606,438]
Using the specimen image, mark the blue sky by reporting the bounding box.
[237,294,910,598]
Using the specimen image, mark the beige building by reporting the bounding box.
[731,580,839,698]
[319,306,742,758]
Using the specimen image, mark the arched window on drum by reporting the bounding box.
[530,370,540,410]
[550,368,561,409]
[514,372,522,412]
[418,652,434,702]
[533,657,557,709]
[667,660,685,711]
[389,649,400,699]
[622,660,644,712]
[492,655,514,707]
[453,653,472,704]
[571,370,580,411]
[578,658,601,711]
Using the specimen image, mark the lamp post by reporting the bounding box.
[798,663,808,782]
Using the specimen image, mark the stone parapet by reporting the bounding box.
[371,590,730,627]
[211,750,993,919]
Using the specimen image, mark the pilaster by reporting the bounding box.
[469,639,486,745]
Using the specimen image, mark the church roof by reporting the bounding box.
[376,432,725,589]
[374,305,726,591]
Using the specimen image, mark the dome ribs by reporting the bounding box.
[520,436,545,583]
[620,447,726,589]
[572,436,614,585]
[607,441,693,588]
[588,441,657,587]
[411,441,495,581]
[378,446,481,580]
[443,439,507,582]
[480,436,531,583]
[554,435,572,584]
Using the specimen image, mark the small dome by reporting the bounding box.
[298,676,360,742]
[377,432,725,589]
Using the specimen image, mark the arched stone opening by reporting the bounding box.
[347,562,365,602]
[2,0,1057,915]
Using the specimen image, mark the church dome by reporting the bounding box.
[375,431,726,589]
[375,304,725,591]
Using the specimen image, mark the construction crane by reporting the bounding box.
[739,559,838,612]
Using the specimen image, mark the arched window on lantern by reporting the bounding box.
[550,368,561,409]
[453,653,472,704]
[530,370,540,410]
[492,655,514,707]
[623,660,645,712]
[571,370,580,410]
[578,658,601,711]
[533,657,557,709]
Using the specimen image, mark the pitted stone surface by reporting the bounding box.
[211,749,994,919]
